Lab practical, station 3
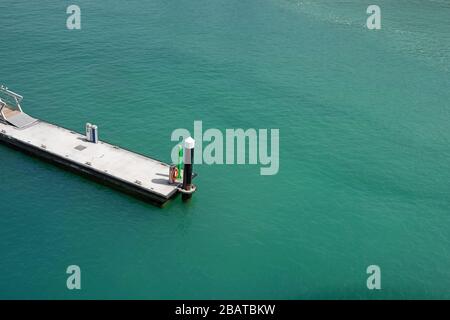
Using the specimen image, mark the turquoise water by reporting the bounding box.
[0,0,449,299]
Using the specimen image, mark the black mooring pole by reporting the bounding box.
[182,137,195,201]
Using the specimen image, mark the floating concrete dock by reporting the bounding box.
[0,86,195,206]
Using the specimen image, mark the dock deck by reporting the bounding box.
[0,120,181,205]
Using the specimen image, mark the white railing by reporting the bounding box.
[0,85,23,113]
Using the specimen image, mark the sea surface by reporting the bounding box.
[0,0,449,299]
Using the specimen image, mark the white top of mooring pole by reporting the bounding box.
[184,137,195,149]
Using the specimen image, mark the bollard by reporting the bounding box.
[92,125,98,144]
[85,123,92,142]
[182,137,195,201]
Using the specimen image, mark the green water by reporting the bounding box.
[0,0,449,299]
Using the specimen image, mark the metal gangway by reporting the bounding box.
[0,85,37,128]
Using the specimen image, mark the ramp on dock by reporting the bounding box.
[0,120,180,204]
[0,85,38,128]
[5,112,37,128]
